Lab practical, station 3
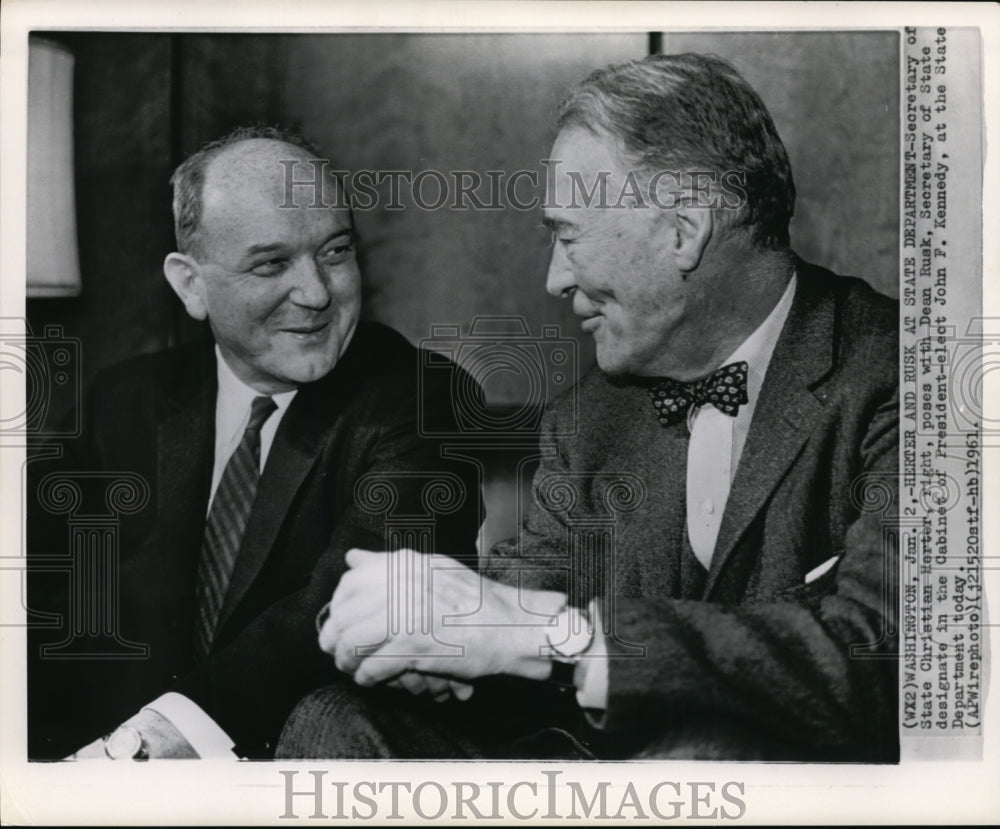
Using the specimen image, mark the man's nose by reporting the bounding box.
[545,243,576,298]
[289,257,333,309]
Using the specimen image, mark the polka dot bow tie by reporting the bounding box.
[647,361,749,427]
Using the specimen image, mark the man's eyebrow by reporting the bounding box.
[542,216,575,232]
[317,228,356,246]
[242,242,286,258]
[239,228,355,263]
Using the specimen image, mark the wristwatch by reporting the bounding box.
[544,605,594,687]
[103,725,149,760]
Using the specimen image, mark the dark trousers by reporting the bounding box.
[275,676,639,761]
[274,674,850,761]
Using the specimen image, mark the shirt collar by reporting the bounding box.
[215,346,297,424]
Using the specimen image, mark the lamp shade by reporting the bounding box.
[27,37,82,298]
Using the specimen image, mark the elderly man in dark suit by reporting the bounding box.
[27,127,480,760]
[284,53,899,762]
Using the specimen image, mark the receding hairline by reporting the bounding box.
[198,138,347,228]
[551,121,639,168]
[201,137,324,189]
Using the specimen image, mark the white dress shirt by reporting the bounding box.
[685,275,797,568]
[209,346,297,510]
[578,274,798,712]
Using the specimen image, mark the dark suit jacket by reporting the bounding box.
[485,260,899,761]
[27,321,481,759]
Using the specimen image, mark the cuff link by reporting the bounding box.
[103,725,149,760]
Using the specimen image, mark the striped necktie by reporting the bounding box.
[194,394,277,657]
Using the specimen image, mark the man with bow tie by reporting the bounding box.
[292,53,899,761]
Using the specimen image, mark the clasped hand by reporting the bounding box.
[318,549,564,700]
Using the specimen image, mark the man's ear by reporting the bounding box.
[671,203,714,273]
[163,253,208,321]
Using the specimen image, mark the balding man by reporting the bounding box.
[27,127,480,759]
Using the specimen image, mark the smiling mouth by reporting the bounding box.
[283,321,331,337]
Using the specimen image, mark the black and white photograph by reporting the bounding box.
[1,1,996,824]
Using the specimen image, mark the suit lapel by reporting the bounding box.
[635,415,689,599]
[702,265,835,599]
[216,373,340,631]
[156,344,216,575]
[601,382,688,600]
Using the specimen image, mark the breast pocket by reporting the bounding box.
[775,553,843,604]
[744,552,844,606]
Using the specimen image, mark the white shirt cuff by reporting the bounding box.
[575,600,609,720]
[142,692,239,759]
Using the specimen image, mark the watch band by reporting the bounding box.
[548,657,578,689]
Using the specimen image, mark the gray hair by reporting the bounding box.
[557,53,795,249]
[169,125,319,258]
